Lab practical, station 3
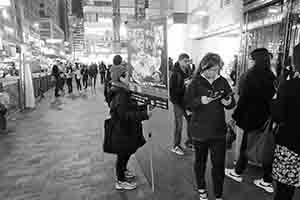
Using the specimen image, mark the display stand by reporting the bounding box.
[147,105,155,193]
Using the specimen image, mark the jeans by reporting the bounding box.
[173,104,192,147]
[100,73,105,84]
[235,131,273,183]
[194,139,226,198]
[90,75,97,89]
[75,78,82,91]
[274,181,295,200]
[0,114,7,131]
[116,153,132,181]
[83,77,88,89]
[66,78,73,93]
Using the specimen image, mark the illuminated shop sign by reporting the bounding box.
[244,13,284,31]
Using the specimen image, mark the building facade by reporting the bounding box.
[39,0,60,26]
[58,0,70,41]
[70,16,85,58]
[186,0,243,80]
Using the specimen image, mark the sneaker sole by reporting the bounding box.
[254,182,274,193]
[225,171,242,183]
[171,149,184,155]
[115,186,137,190]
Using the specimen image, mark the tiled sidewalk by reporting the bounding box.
[0,88,154,200]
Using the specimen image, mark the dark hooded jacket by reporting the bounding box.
[271,43,300,155]
[232,65,276,132]
[107,83,148,154]
[169,62,189,107]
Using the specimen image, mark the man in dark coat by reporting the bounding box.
[226,48,276,193]
[169,53,193,155]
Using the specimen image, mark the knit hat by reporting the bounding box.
[250,48,272,61]
[110,64,127,82]
[199,53,224,72]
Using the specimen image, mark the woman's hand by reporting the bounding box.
[221,96,232,106]
[201,96,214,104]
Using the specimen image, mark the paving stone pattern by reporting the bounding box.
[0,88,154,200]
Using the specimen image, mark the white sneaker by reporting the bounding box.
[115,181,137,190]
[171,146,184,155]
[225,168,242,182]
[125,170,135,179]
[198,189,208,200]
[253,178,274,193]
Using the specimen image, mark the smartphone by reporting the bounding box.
[211,91,234,101]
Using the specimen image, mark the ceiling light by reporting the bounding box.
[0,0,10,8]
[46,39,63,43]
[2,9,9,19]
[193,10,208,17]
[268,7,280,14]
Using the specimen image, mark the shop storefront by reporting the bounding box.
[187,0,243,83]
[240,0,300,77]
[241,0,285,77]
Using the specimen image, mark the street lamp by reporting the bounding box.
[0,0,11,8]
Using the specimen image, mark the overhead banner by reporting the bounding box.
[127,19,168,109]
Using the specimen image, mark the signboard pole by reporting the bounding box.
[147,105,155,193]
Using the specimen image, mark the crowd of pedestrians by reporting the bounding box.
[51,61,110,98]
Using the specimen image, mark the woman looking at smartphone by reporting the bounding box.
[184,53,236,200]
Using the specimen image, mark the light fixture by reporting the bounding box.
[4,25,14,34]
[2,9,9,19]
[46,38,63,44]
[268,7,280,14]
[0,0,11,8]
[33,22,39,28]
[193,10,208,17]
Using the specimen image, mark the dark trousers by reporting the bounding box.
[75,78,82,91]
[0,114,7,131]
[274,181,295,200]
[173,104,192,147]
[90,75,97,89]
[235,132,273,183]
[83,77,88,89]
[116,153,131,181]
[194,139,226,198]
[66,78,73,93]
[55,84,60,97]
[100,73,105,84]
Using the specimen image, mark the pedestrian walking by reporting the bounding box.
[66,64,73,94]
[184,53,235,200]
[106,55,153,190]
[99,61,106,84]
[225,48,277,193]
[271,43,300,200]
[169,53,193,155]
[89,63,98,92]
[74,63,82,93]
[81,65,89,90]
[51,65,60,98]
[0,83,9,134]
[104,64,112,104]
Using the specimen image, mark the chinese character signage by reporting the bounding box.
[127,19,168,109]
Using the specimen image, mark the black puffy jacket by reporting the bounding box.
[107,85,148,154]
